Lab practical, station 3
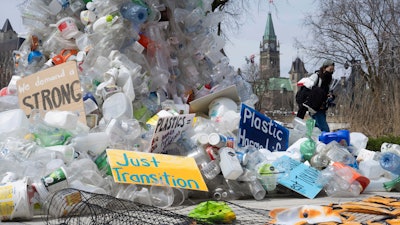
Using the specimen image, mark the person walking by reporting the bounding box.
[296,60,335,132]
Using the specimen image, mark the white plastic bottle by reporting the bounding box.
[219,147,243,180]
[381,142,400,156]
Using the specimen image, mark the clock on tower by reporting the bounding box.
[263,42,269,50]
[270,42,275,50]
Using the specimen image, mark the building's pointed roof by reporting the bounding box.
[263,12,276,41]
[2,19,14,32]
[289,57,308,74]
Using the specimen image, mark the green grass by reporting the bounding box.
[366,136,400,151]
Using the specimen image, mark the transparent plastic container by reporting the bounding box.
[219,147,243,180]
[102,92,133,121]
[200,160,221,180]
[247,179,266,200]
[325,141,355,165]
[0,109,30,141]
[379,152,400,175]
[149,185,174,208]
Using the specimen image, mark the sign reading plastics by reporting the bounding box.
[107,149,208,192]
[150,113,195,153]
[238,104,289,151]
[16,61,86,123]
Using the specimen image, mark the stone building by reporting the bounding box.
[0,19,23,88]
[289,57,308,112]
[255,11,351,117]
[257,12,309,114]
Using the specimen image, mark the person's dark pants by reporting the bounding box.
[311,110,330,132]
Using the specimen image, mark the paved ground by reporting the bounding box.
[2,191,400,225]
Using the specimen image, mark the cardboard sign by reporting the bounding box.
[273,155,323,199]
[107,149,208,191]
[238,104,289,151]
[16,61,86,124]
[150,113,195,153]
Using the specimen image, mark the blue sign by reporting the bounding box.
[273,155,323,199]
[238,104,289,151]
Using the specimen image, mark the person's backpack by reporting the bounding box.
[295,75,319,105]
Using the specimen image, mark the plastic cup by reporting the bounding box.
[247,179,266,201]
[133,187,152,206]
[172,188,187,206]
[55,17,80,39]
[185,146,210,166]
[200,160,221,180]
[70,180,107,194]
[115,184,138,200]
[0,178,33,221]
[149,185,174,208]
[40,167,68,194]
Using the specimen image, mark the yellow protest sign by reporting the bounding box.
[16,61,86,124]
[107,149,208,192]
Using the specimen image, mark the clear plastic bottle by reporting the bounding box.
[119,1,148,31]
[200,160,221,180]
[310,153,330,169]
[324,141,355,165]
[246,179,266,200]
[379,152,400,175]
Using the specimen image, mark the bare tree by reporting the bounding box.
[240,60,268,111]
[296,0,400,136]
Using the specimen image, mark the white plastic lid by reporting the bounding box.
[208,133,221,146]
[86,2,95,11]
[197,133,209,145]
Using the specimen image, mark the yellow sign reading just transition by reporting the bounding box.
[106,149,208,192]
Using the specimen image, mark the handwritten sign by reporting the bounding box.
[107,149,208,191]
[273,155,322,199]
[238,104,289,151]
[150,113,195,153]
[16,61,86,123]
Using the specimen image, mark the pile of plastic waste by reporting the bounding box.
[1,0,400,222]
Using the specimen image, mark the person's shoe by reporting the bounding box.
[303,102,316,114]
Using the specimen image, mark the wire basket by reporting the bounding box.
[41,188,271,225]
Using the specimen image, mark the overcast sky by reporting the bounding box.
[224,0,316,77]
[0,1,346,79]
